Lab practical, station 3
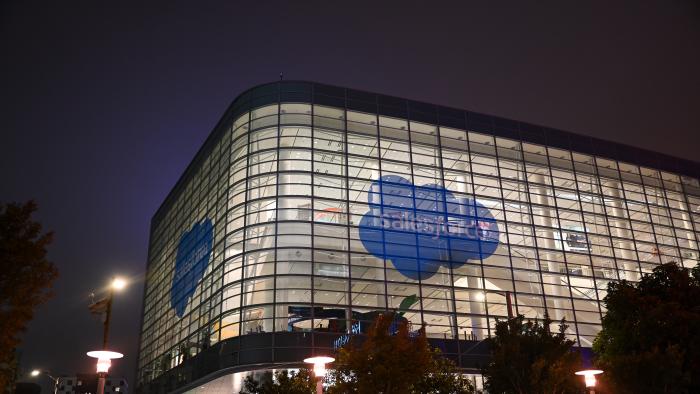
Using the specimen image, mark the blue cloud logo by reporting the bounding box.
[359,175,499,280]
[171,218,214,318]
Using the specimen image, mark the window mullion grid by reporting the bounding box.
[436,109,459,341]
[543,149,581,346]
[465,122,491,337]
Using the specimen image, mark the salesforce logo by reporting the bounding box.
[359,175,499,280]
[170,218,214,318]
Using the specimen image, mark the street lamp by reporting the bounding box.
[87,350,123,394]
[89,277,128,349]
[111,277,127,291]
[575,369,603,394]
[104,277,127,348]
[304,356,334,394]
[29,369,59,394]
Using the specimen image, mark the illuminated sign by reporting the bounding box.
[333,322,362,350]
[170,218,213,318]
[359,175,499,280]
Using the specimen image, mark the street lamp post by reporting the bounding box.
[102,277,126,349]
[575,369,603,394]
[30,369,59,394]
[304,356,334,394]
[87,277,127,394]
[87,350,124,394]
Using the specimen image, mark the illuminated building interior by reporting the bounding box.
[136,81,700,393]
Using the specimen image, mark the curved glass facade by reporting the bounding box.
[137,81,700,393]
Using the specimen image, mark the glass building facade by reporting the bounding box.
[136,81,700,393]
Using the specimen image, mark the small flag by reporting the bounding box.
[89,298,110,314]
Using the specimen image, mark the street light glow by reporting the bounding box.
[575,369,603,388]
[304,356,334,394]
[304,356,334,377]
[87,350,124,359]
[87,350,124,374]
[30,370,41,377]
[96,358,111,373]
[111,277,127,291]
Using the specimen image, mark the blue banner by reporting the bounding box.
[170,218,214,317]
[359,175,499,280]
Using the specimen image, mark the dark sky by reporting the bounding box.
[2,0,699,391]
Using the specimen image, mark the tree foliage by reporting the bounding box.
[410,350,478,394]
[328,312,475,394]
[240,369,316,394]
[592,262,700,393]
[0,201,58,393]
[482,315,582,394]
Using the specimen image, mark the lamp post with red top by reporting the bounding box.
[87,277,128,394]
[304,356,334,394]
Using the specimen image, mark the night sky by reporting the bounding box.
[2,1,698,391]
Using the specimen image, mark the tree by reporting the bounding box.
[240,369,316,394]
[0,201,58,393]
[482,315,582,394]
[592,262,700,393]
[328,313,475,394]
[411,349,478,394]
